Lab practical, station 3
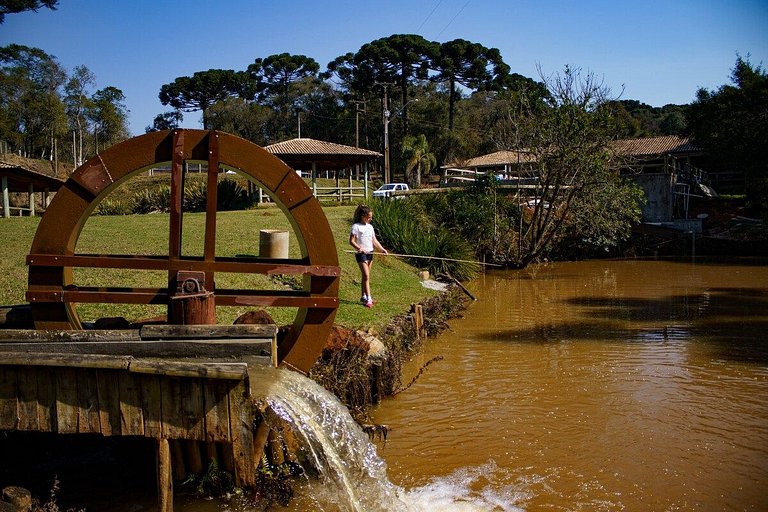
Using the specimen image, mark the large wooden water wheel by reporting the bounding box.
[26,129,339,373]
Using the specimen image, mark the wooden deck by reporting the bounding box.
[0,324,277,511]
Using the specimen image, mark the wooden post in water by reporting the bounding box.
[157,438,173,512]
[410,303,425,339]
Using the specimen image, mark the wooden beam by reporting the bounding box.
[140,324,277,340]
[0,329,141,343]
[26,253,341,276]
[128,361,249,381]
[0,339,274,359]
[0,353,133,370]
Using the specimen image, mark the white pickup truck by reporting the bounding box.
[372,182,409,199]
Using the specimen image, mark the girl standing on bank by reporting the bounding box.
[349,204,388,308]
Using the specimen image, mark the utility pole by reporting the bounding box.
[350,100,366,148]
[382,86,391,184]
[350,100,366,181]
[375,82,396,184]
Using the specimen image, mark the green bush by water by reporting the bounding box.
[370,198,480,281]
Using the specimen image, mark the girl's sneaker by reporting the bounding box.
[365,299,374,308]
[360,296,368,304]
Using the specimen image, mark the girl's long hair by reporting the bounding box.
[353,204,372,224]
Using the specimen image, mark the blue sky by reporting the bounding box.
[2,0,766,135]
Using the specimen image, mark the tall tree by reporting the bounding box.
[0,44,67,158]
[0,0,57,23]
[432,39,510,130]
[293,80,346,143]
[64,64,94,166]
[494,66,643,267]
[145,110,183,133]
[351,34,438,135]
[88,86,129,152]
[158,69,252,129]
[687,55,768,212]
[248,53,319,105]
[206,98,273,144]
[246,53,324,140]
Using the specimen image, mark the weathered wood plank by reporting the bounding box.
[96,368,120,436]
[118,371,144,436]
[0,353,132,370]
[0,340,273,358]
[141,374,163,438]
[16,367,39,431]
[180,379,204,440]
[76,369,100,434]
[203,380,231,442]
[229,379,255,487]
[0,329,140,342]
[129,360,248,381]
[160,377,209,442]
[160,377,185,440]
[36,368,56,431]
[55,367,78,434]
[140,324,276,340]
[0,366,19,430]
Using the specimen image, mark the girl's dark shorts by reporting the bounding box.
[355,252,373,263]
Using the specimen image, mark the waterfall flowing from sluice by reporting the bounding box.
[251,366,525,512]
[253,366,407,512]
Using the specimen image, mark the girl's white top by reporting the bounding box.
[350,222,375,253]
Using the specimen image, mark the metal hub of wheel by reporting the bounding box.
[26,129,339,373]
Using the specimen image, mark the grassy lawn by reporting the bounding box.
[1,204,437,331]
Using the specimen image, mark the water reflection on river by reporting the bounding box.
[370,258,768,511]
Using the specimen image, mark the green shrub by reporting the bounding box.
[183,180,208,212]
[179,178,252,212]
[371,198,479,281]
[94,196,135,216]
[133,185,171,213]
[216,179,251,210]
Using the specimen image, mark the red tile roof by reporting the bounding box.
[265,138,381,157]
[264,137,381,171]
[611,135,701,157]
[450,136,702,169]
[461,150,537,168]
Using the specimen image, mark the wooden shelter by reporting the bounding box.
[444,136,715,224]
[0,157,65,217]
[265,138,382,203]
[265,137,381,174]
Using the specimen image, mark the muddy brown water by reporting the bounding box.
[4,258,766,511]
[368,258,768,511]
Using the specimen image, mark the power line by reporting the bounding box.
[416,0,444,33]
[436,0,471,38]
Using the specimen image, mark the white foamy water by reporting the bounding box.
[399,461,528,512]
[252,366,524,512]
